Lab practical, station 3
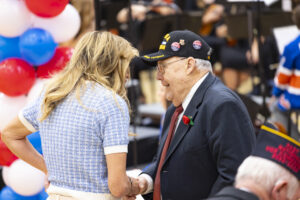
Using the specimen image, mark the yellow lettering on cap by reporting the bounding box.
[151,55,165,59]
[159,45,166,50]
[164,34,170,42]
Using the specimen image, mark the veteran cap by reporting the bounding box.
[253,122,300,179]
[141,30,212,64]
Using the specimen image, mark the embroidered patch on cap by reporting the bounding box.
[253,123,300,179]
[266,143,299,173]
[193,40,202,50]
[171,42,180,51]
[179,39,185,45]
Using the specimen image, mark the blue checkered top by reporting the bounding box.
[19,82,130,193]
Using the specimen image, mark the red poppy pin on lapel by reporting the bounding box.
[182,115,194,126]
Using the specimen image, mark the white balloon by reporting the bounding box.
[32,4,81,43]
[0,93,27,131]
[6,159,45,196]
[27,79,46,105]
[0,0,32,37]
[2,166,10,186]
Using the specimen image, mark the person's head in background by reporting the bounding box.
[235,123,300,200]
[292,4,300,29]
[142,30,213,107]
[40,31,138,121]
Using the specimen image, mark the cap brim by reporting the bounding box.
[141,51,172,64]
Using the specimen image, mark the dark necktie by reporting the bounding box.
[153,105,184,200]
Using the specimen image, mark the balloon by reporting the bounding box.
[0,0,32,37]
[27,132,42,155]
[27,79,46,105]
[32,4,81,43]
[6,159,45,196]
[37,47,73,78]
[0,59,35,96]
[0,36,21,62]
[0,186,40,200]
[19,28,57,66]
[25,0,68,18]
[2,166,10,186]
[37,189,48,200]
[0,94,27,131]
[0,137,17,166]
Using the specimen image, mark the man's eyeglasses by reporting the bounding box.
[156,57,186,74]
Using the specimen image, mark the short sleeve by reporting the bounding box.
[18,94,43,132]
[101,96,130,155]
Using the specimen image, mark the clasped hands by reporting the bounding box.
[123,176,148,200]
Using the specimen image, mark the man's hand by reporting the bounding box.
[122,176,148,200]
[137,176,148,194]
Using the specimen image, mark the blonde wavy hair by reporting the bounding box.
[40,31,138,121]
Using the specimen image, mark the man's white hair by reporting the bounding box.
[235,156,299,199]
[195,58,212,72]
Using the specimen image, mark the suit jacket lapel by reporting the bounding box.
[163,72,216,165]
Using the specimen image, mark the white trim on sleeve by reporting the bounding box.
[18,111,37,133]
[139,173,154,194]
[104,145,128,155]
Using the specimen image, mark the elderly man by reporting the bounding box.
[127,30,256,200]
[207,123,300,200]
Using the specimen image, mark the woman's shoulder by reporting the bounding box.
[86,82,127,108]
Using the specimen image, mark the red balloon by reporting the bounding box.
[25,0,69,18]
[0,133,18,166]
[0,58,36,96]
[37,47,73,79]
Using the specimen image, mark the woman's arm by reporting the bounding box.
[106,152,133,198]
[1,116,47,174]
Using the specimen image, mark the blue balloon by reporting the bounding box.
[27,131,43,155]
[0,35,21,62]
[37,189,48,200]
[0,187,39,200]
[19,28,57,66]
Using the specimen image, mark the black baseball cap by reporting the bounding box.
[141,30,212,64]
[253,122,300,179]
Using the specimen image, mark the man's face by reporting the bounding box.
[156,57,187,107]
[291,183,300,200]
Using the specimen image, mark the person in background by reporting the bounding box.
[125,30,256,200]
[269,5,300,141]
[1,31,139,200]
[117,0,181,24]
[206,122,300,200]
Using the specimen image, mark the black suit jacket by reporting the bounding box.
[206,187,260,200]
[143,73,256,200]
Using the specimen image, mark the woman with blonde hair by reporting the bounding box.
[1,31,139,200]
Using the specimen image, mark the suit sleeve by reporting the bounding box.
[208,99,255,195]
[140,151,157,199]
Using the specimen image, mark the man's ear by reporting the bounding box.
[185,57,196,75]
[271,180,288,200]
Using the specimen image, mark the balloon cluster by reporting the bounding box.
[0,132,47,200]
[0,0,78,199]
[0,0,77,97]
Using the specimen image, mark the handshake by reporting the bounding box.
[123,176,148,200]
